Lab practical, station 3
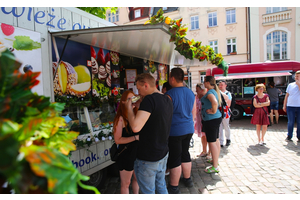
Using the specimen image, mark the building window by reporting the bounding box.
[226,9,236,24]
[208,12,217,27]
[266,31,287,60]
[108,13,111,22]
[191,15,199,30]
[227,38,236,54]
[135,9,141,18]
[209,40,218,54]
[266,7,287,14]
[107,10,119,22]
[162,7,167,10]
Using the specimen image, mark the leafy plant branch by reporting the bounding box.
[144,9,228,76]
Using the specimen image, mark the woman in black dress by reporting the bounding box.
[113,90,140,194]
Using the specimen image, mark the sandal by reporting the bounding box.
[197,152,208,157]
[205,166,219,174]
[206,155,212,160]
[207,159,213,164]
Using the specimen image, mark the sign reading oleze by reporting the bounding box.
[1,7,89,30]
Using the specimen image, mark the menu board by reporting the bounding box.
[125,69,137,82]
[224,79,242,98]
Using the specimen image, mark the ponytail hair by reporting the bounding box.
[204,76,222,106]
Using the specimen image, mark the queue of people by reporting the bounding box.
[112,69,300,194]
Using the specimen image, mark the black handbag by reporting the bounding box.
[110,143,129,161]
[256,96,271,127]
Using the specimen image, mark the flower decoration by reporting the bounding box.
[144,9,228,76]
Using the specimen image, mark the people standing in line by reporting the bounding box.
[165,68,196,194]
[113,90,140,194]
[218,80,232,147]
[124,73,173,194]
[267,81,282,125]
[283,70,300,142]
[251,84,270,145]
[162,81,172,94]
[194,83,210,158]
[201,76,222,174]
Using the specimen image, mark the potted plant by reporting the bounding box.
[0,49,99,194]
[230,50,237,55]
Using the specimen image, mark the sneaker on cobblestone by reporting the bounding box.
[182,178,194,188]
[285,137,292,142]
[226,139,231,146]
[167,185,180,194]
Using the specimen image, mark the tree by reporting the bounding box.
[77,7,118,19]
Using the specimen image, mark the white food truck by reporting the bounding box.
[1,7,202,190]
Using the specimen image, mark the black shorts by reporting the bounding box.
[168,133,193,169]
[202,117,222,143]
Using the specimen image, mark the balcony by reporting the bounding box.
[262,10,292,26]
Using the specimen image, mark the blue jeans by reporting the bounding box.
[134,153,168,194]
[286,106,300,139]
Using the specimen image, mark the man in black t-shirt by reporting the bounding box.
[125,73,173,194]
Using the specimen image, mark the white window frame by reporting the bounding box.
[263,27,291,61]
[190,15,199,30]
[226,9,236,24]
[107,10,119,22]
[266,7,288,14]
[208,12,217,27]
[227,38,236,54]
[107,13,111,22]
[266,31,288,60]
[209,40,218,54]
[135,9,141,18]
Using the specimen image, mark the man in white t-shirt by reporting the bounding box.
[218,80,232,147]
[283,70,300,142]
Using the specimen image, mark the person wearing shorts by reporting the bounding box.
[165,68,196,194]
[201,76,222,174]
[267,82,282,124]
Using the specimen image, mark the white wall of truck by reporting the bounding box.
[0,7,116,188]
[0,7,115,99]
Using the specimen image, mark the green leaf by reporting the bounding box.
[21,146,99,194]
[13,36,41,51]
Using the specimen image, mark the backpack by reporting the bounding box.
[229,92,236,110]
[219,93,230,118]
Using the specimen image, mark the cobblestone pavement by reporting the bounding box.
[99,116,300,194]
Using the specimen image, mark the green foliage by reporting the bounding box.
[77,7,118,19]
[0,49,99,194]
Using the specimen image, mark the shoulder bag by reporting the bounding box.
[110,143,130,161]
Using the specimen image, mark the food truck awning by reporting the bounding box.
[50,23,203,67]
[207,60,300,79]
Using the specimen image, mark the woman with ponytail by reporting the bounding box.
[200,76,222,173]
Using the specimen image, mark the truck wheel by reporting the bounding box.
[79,168,107,193]
[231,106,243,120]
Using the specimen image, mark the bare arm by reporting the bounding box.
[227,94,232,108]
[253,96,270,108]
[113,116,138,145]
[124,98,151,133]
[192,97,196,120]
[283,93,289,113]
[206,93,218,114]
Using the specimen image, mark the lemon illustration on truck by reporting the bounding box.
[53,62,91,97]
